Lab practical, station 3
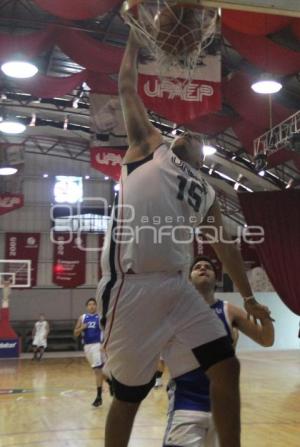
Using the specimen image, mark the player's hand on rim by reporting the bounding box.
[244,296,274,321]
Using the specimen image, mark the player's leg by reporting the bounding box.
[32,344,38,360]
[105,377,155,447]
[167,279,240,447]
[205,414,220,447]
[38,345,46,360]
[85,342,105,407]
[205,357,240,447]
[163,409,210,447]
[92,366,104,407]
[99,274,175,447]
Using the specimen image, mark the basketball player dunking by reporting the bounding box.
[74,298,105,407]
[163,256,274,447]
[97,31,272,447]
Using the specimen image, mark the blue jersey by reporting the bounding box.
[81,313,102,345]
[168,300,232,413]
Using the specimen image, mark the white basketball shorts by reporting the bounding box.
[84,342,104,369]
[163,409,220,447]
[32,335,47,348]
[97,272,226,386]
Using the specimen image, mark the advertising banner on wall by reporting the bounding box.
[52,233,86,288]
[5,233,40,287]
[90,146,126,181]
[0,194,24,216]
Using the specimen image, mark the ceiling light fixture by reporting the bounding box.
[203,144,217,156]
[1,60,38,79]
[0,120,26,134]
[0,165,18,175]
[251,74,282,95]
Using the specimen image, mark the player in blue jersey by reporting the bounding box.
[74,298,105,407]
[162,256,275,447]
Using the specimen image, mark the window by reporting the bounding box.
[53,213,110,233]
[54,176,83,203]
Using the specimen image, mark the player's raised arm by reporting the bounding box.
[119,31,162,163]
[228,304,275,347]
[202,199,272,321]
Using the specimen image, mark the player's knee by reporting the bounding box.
[111,375,156,403]
[192,335,235,372]
[207,355,240,388]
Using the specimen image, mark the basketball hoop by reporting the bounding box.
[122,0,218,79]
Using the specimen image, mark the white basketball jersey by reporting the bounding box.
[101,143,215,275]
[35,321,48,338]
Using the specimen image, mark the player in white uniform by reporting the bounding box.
[74,298,105,407]
[98,32,272,447]
[32,314,49,361]
[163,256,275,447]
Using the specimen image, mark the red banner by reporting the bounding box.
[90,146,126,181]
[5,233,40,287]
[52,234,86,288]
[138,55,221,124]
[0,194,24,216]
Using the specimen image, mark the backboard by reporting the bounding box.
[0,260,31,288]
[201,0,300,17]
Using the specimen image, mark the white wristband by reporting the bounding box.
[243,296,255,303]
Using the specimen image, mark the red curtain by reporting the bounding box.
[55,28,123,74]
[86,72,118,95]
[34,0,121,20]
[223,26,300,76]
[222,10,291,35]
[291,19,300,41]
[239,191,300,315]
[0,28,55,61]
[223,72,294,129]
[187,113,238,136]
[13,70,87,98]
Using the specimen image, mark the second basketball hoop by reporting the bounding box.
[122,0,218,77]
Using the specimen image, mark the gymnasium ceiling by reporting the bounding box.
[0,0,300,225]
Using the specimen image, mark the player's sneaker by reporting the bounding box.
[92,397,102,407]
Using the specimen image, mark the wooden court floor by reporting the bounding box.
[0,350,299,447]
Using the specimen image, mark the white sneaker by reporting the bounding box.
[154,378,163,388]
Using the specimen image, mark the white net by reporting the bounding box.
[122,0,218,79]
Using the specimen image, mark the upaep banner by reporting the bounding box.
[0,194,24,216]
[138,52,221,124]
[52,233,86,288]
[5,233,40,287]
[90,146,126,181]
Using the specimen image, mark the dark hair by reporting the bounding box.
[86,297,96,306]
[190,255,218,278]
